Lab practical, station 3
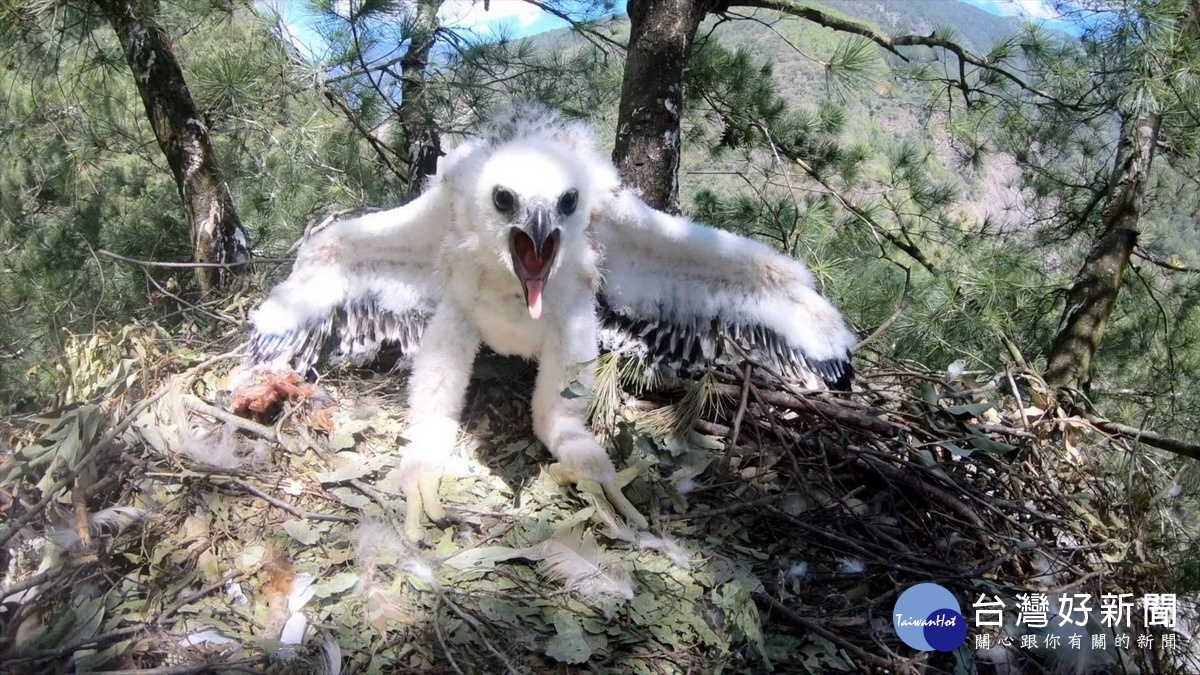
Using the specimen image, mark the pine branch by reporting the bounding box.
[263,12,408,181]
[730,0,1085,110]
[1089,416,1200,461]
[520,0,626,51]
[1133,247,1193,273]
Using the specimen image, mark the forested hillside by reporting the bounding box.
[2,0,1199,672]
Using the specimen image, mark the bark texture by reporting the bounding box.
[398,0,443,199]
[95,0,250,294]
[1045,113,1162,390]
[613,0,722,213]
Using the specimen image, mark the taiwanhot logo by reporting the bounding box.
[893,583,968,652]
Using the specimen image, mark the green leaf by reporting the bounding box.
[560,379,590,400]
[966,426,1017,454]
[282,519,322,545]
[330,419,372,451]
[941,443,972,458]
[546,612,592,664]
[316,452,393,483]
[944,402,995,417]
[314,572,360,597]
[444,546,531,572]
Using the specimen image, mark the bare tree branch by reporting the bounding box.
[731,0,1084,110]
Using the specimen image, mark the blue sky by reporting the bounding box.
[260,0,1072,61]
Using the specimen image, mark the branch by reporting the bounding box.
[732,0,1083,110]
[853,266,910,351]
[520,0,626,51]
[788,154,939,275]
[1089,416,1200,461]
[98,249,292,269]
[264,13,408,181]
[1133,246,1193,273]
[320,84,407,180]
[664,376,899,437]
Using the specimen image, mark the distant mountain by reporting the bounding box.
[515,0,1073,242]
[800,0,1024,53]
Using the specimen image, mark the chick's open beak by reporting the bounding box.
[509,206,560,320]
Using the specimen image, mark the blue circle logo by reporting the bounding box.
[893,583,967,652]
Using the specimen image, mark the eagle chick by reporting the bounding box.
[243,105,856,539]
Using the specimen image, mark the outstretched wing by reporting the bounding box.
[247,188,448,372]
[595,188,855,390]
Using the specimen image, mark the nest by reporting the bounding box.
[0,322,1191,674]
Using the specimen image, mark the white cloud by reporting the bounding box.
[966,0,1061,20]
[438,0,545,30]
[1011,0,1060,20]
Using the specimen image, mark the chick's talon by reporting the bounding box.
[549,462,649,531]
[399,453,447,541]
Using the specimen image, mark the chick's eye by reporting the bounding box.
[493,187,515,213]
[558,189,578,216]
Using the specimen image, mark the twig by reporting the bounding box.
[0,567,60,600]
[433,598,466,675]
[97,249,291,269]
[182,394,280,440]
[10,626,145,661]
[1088,416,1200,461]
[348,479,397,514]
[84,658,266,675]
[224,479,356,523]
[440,594,520,675]
[720,364,753,473]
[696,379,898,437]
[1006,368,1031,433]
[158,570,243,623]
[72,476,94,555]
[735,0,1079,109]
[0,352,242,548]
[1133,246,1192,272]
[753,592,898,670]
[853,266,910,351]
[661,494,784,522]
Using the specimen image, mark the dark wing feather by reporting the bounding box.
[595,189,855,391]
[247,188,447,373]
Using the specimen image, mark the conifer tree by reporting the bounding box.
[94,0,251,294]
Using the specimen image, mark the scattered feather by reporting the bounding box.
[280,612,308,645]
[787,562,809,580]
[358,570,413,634]
[594,502,692,569]
[355,519,410,572]
[946,359,966,380]
[180,628,238,648]
[289,573,317,612]
[226,581,248,606]
[354,519,418,633]
[540,525,634,599]
[47,506,148,551]
[90,506,148,534]
[176,424,243,470]
[321,632,343,675]
[839,558,864,575]
[403,559,437,588]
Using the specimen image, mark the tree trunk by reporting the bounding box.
[1044,112,1162,390]
[613,0,719,213]
[95,0,250,295]
[398,0,443,200]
